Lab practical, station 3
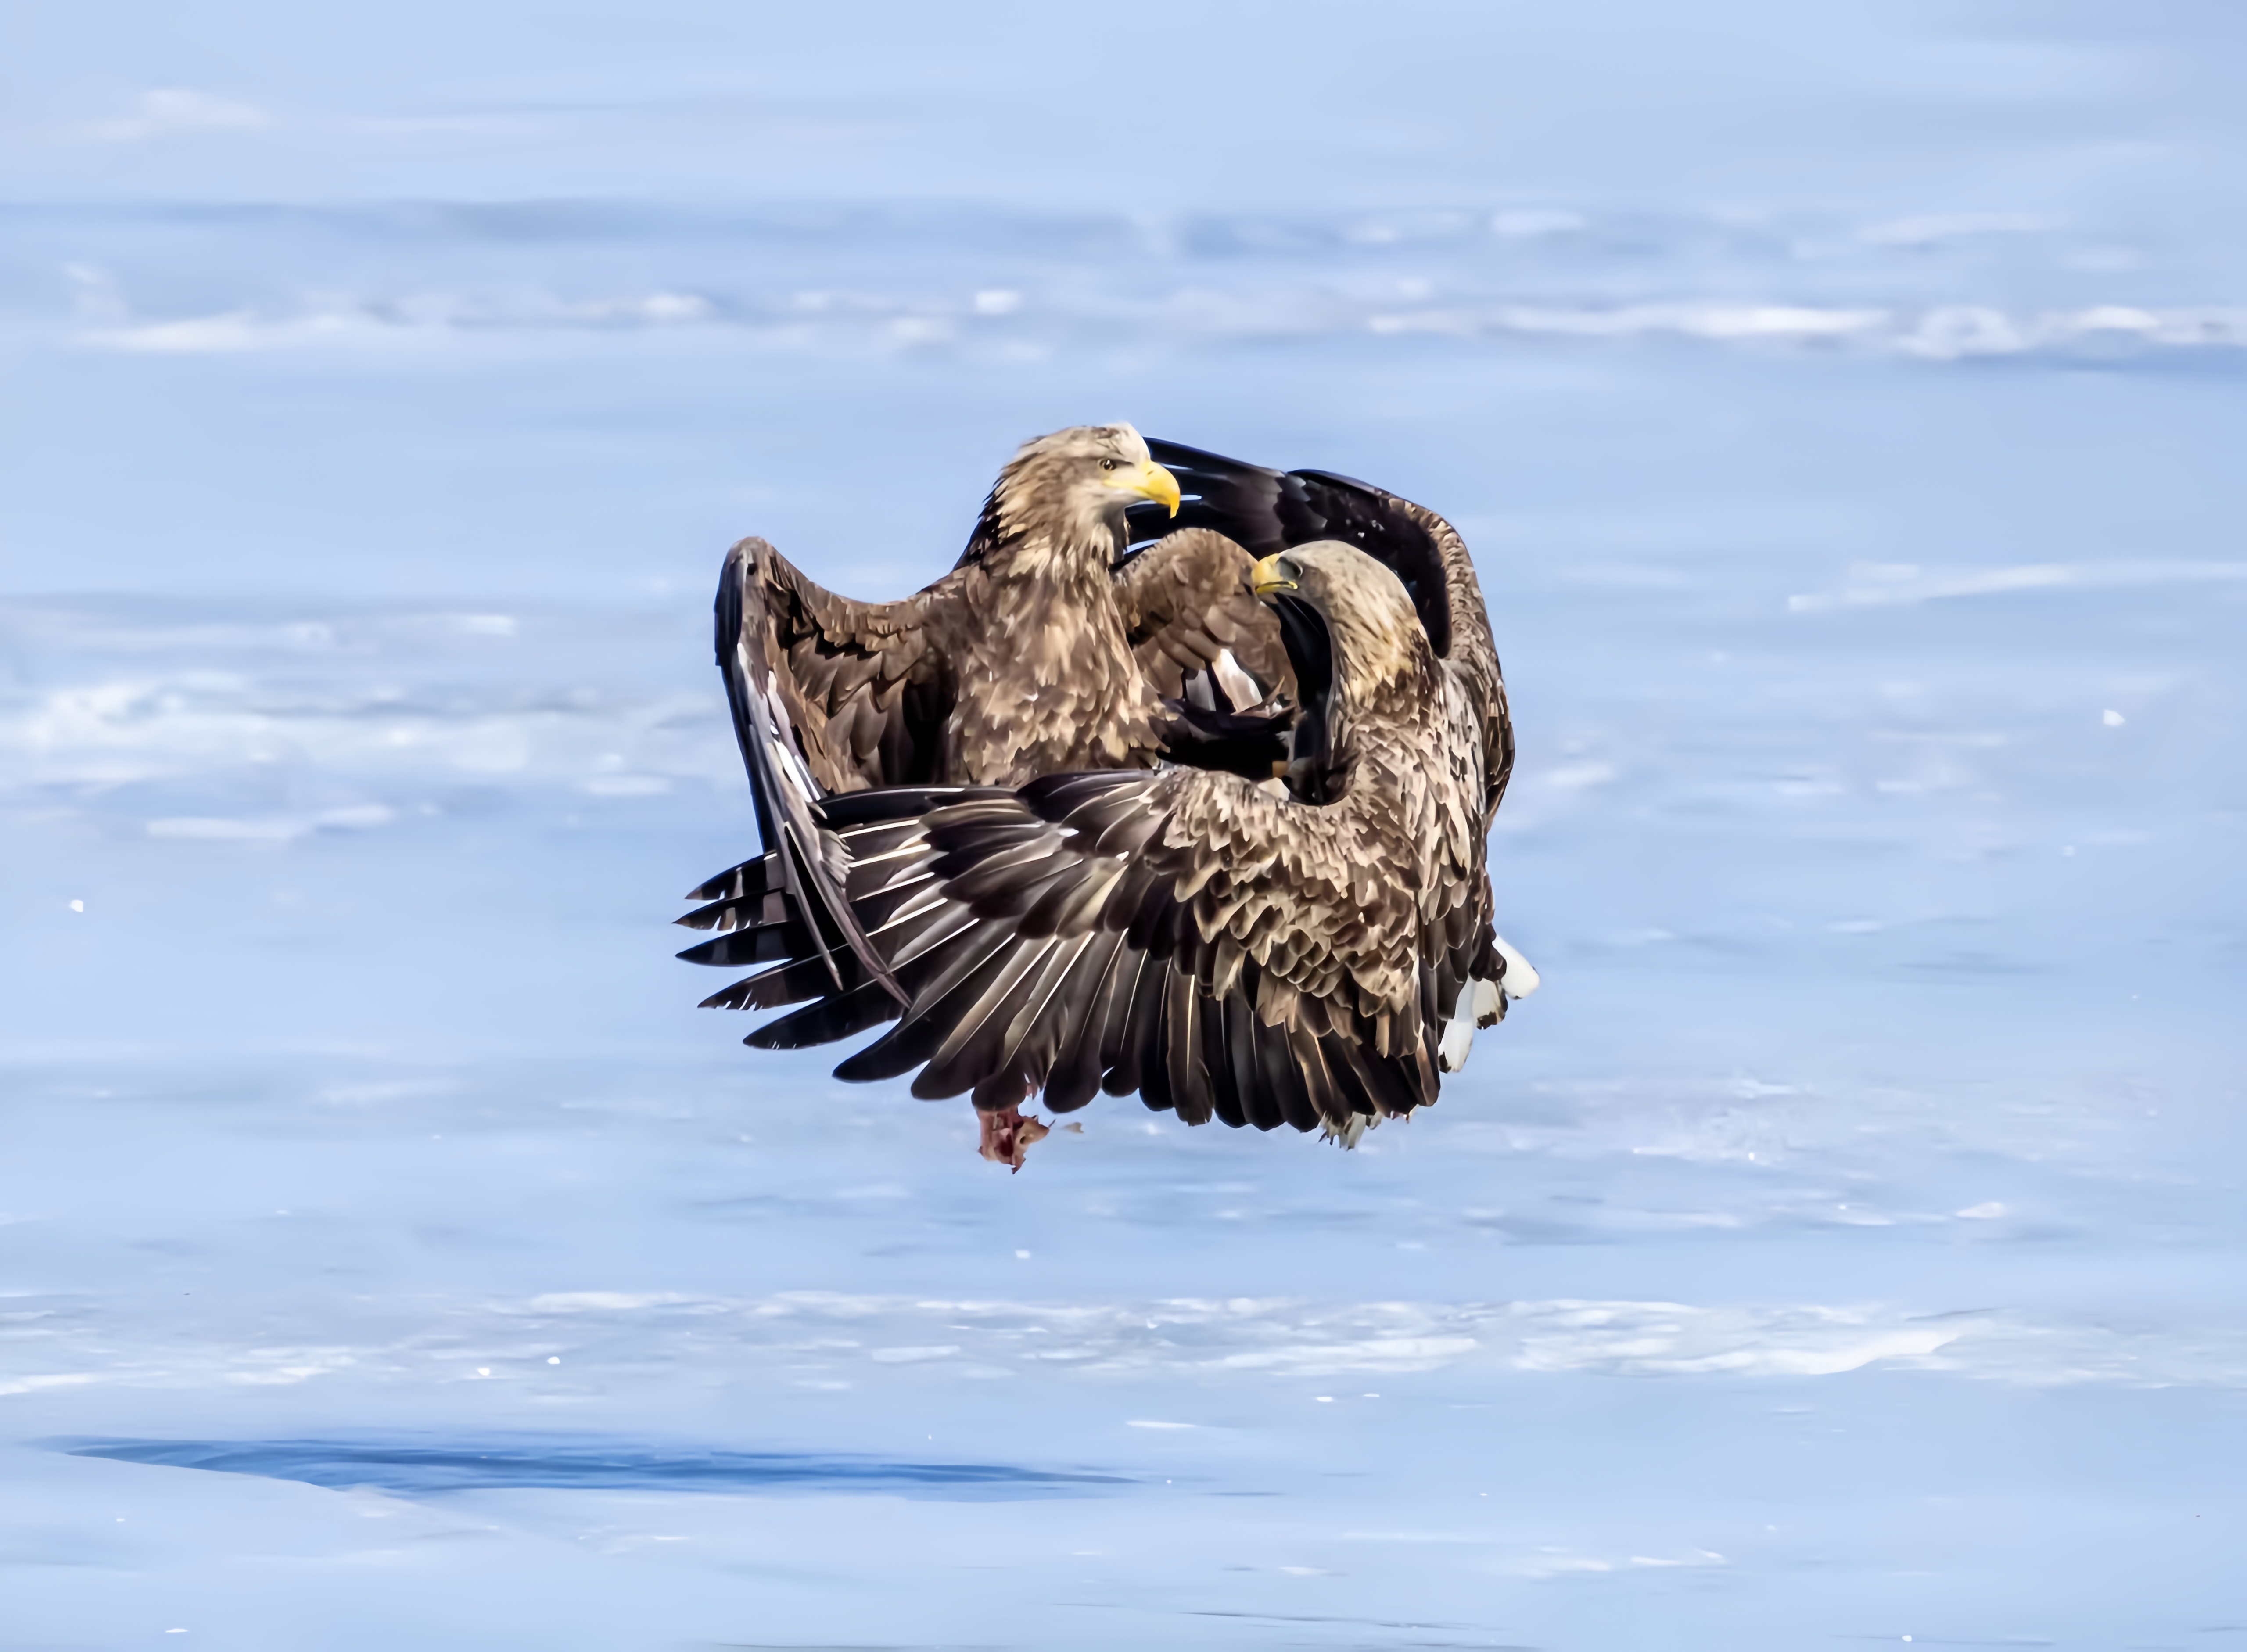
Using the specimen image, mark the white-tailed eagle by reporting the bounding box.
[705,424,1294,995]
[685,539,1534,1164]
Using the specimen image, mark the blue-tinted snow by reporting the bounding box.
[3,3,2244,1647]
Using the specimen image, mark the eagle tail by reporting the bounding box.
[1438,932,1539,1074]
[1492,933,1540,1003]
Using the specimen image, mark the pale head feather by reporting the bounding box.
[1276,540,1432,698]
[985,424,1155,554]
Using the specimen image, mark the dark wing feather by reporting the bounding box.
[719,538,956,796]
[1135,442,1452,659]
[714,540,968,1001]
[706,766,1441,1138]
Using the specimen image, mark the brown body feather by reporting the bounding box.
[727,533,1168,793]
[719,427,1288,797]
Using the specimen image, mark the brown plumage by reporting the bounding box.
[682,542,1515,1154]
[1134,439,1536,1067]
[711,424,1291,995]
[1138,439,1515,821]
[721,424,1291,795]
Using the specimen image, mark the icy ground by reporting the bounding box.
[4,3,2244,1647]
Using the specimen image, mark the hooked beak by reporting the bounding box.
[1113,457,1181,517]
[1251,553,1298,597]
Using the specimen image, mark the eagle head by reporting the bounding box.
[1252,541,1429,691]
[981,424,1181,557]
[1252,541,1434,807]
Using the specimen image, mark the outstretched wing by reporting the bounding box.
[1110,526,1293,706]
[1132,441,1512,815]
[1398,499,1513,817]
[718,536,955,796]
[707,538,959,1000]
[683,770,1487,1136]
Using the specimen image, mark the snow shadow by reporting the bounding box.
[49,1435,1134,1500]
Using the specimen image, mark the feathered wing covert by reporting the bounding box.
[718,524,1289,798]
[711,427,1293,990]
[684,543,1497,1143]
[1110,526,1290,705]
[716,433,1511,812]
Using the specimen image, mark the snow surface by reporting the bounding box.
[4,2,2244,1646]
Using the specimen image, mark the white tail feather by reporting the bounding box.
[1439,1006,1476,1073]
[1441,933,1540,1076]
[1213,647,1263,710]
[1493,933,1540,999]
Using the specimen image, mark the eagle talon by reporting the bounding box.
[977,1105,1051,1171]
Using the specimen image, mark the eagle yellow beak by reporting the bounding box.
[1251,554,1297,596]
[1113,457,1181,517]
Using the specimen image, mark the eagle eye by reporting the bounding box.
[1098,457,1118,471]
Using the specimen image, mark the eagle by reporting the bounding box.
[698,428,1522,969]
[704,424,1296,996]
[683,540,1533,1165]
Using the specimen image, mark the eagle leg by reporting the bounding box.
[976,1105,1051,1172]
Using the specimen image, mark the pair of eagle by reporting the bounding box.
[678,425,1536,1166]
